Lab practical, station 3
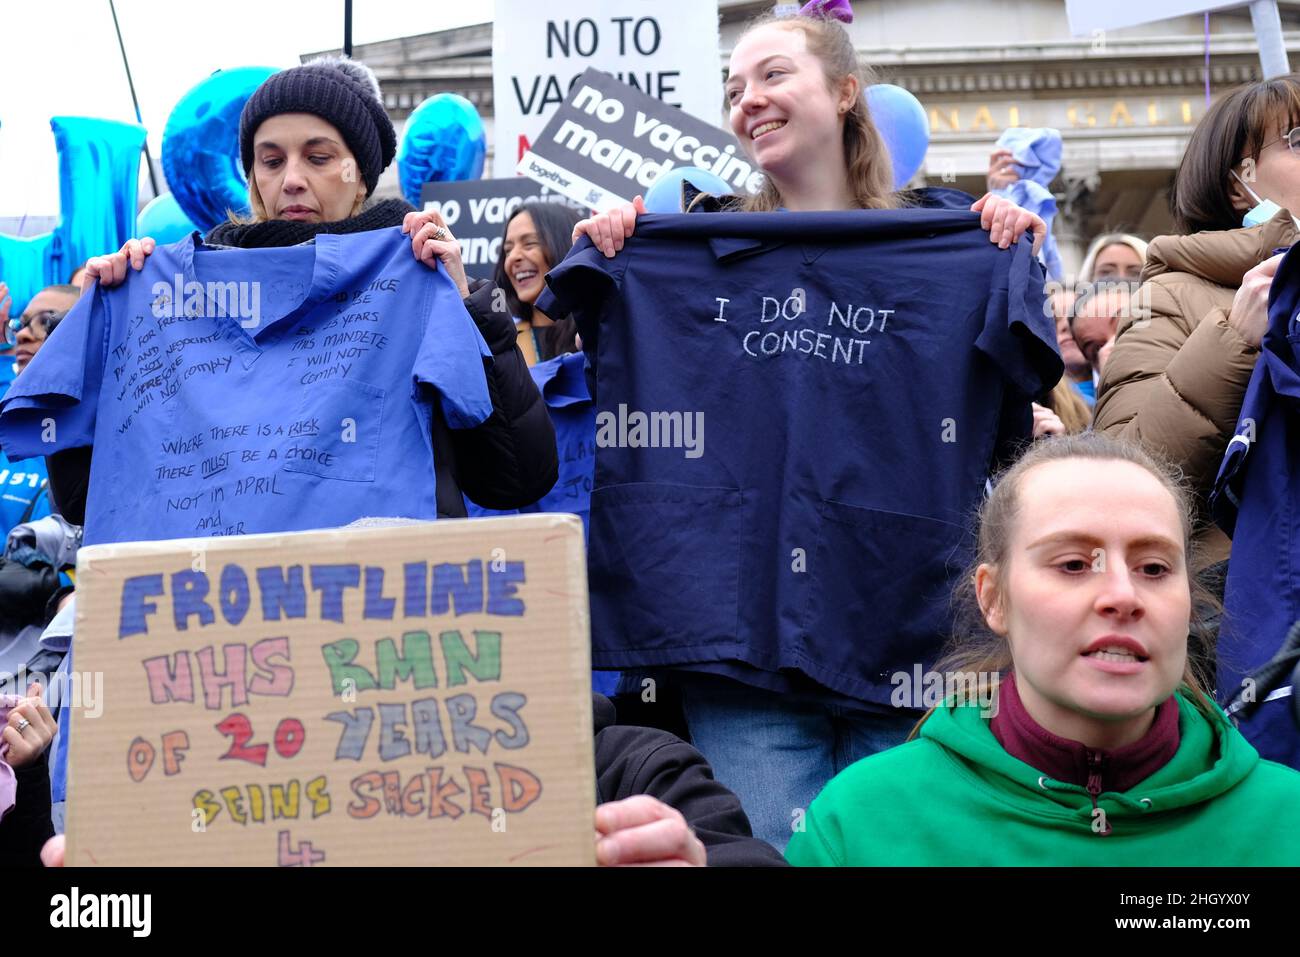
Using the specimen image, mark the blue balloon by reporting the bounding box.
[0,232,57,320]
[0,116,146,317]
[643,166,733,213]
[397,94,486,206]
[866,84,930,190]
[162,66,278,231]
[137,194,200,245]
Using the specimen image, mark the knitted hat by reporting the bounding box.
[239,56,397,197]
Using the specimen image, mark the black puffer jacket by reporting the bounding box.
[48,201,557,521]
[445,278,557,513]
[593,694,787,866]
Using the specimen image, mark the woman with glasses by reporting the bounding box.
[0,285,77,536]
[7,285,77,376]
[1093,77,1300,568]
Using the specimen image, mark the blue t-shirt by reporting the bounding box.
[465,351,595,530]
[0,359,54,533]
[1211,243,1300,770]
[542,209,1061,707]
[0,454,51,534]
[0,361,69,596]
[0,229,493,545]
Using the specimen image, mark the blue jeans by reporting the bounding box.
[678,672,921,854]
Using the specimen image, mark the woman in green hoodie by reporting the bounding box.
[786,433,1300,866]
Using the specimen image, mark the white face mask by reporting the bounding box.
[1230,168,1300,229]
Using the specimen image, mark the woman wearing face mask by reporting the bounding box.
[62,56,556,523]
[786,434,1300,866]
[1093,76,1300,567]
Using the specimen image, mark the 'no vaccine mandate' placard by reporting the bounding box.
[65,515,596,866]
[518,67,763,212]
[420,178,588,281]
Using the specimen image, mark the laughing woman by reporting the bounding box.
[786,434,1300,866]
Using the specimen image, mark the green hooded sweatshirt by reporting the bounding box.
[786,691,1300,866]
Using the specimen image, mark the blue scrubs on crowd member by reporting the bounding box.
[0,456,51,532]
[1212,243,1300,771]
[0,229,493,546]
[464,351,614,694]
[0,357,53,534]
[541,209,1060,850]
[464,351,595,530]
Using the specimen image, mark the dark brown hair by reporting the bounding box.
[909,433,1221,739]
[1170,74,1300,234]
[492,201,586,360]
[732,13,897,212]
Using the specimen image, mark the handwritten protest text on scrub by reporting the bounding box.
[114,277,409,537]
[712,289,896,365]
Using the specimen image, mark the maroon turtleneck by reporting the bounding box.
[990,671,1180,805]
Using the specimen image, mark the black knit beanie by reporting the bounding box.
[239,56,397,197]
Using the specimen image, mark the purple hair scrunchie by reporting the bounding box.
[798,0,854,23]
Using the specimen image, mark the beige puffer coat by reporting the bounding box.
[1092,207,1299,565]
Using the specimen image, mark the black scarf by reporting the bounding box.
[204,198,415,248]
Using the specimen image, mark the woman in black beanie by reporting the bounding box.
[61,56,557,520]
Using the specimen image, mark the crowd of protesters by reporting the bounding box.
[3,0,1300,867]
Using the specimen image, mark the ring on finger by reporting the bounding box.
[15,717,30,734]
[431,226,449,241]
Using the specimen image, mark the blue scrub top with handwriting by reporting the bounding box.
[464,351,595,529]
[540,209,1062,707]
[0,228,493,546]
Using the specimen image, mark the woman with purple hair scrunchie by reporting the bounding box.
[568,2,1048,856]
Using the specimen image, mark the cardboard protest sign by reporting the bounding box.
[65,515,596,866]
[491,0,721,177]
[420,179,588,280]
[518,67,763,212]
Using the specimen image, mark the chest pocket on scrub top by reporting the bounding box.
[281,378,386,483]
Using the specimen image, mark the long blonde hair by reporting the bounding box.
[1077,233,1149,284]
[1042,376,1092,434]
[735,13,897,212]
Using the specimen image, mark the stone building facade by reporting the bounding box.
[307,0,1300,275]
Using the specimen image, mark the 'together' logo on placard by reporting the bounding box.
[49,887,152,937]
[526,161,572,189]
